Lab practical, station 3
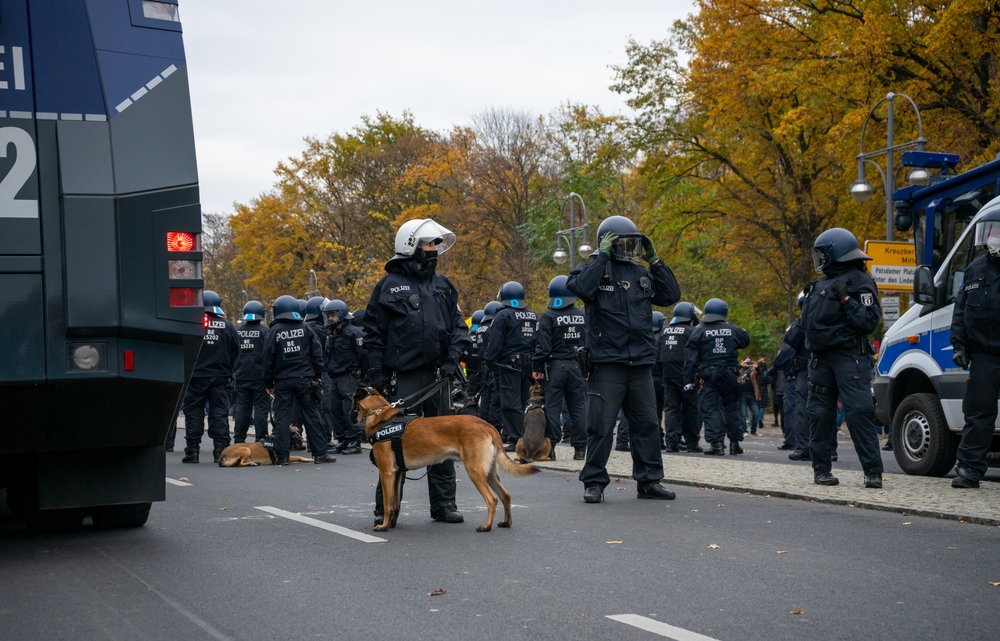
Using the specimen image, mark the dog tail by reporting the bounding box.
[493,430,537,477]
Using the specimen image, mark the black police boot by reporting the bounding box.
[181,448,199,464]
[864,474,883,489]
[503,442,517,452]
[730,442,744,455]
[432,507,464,523]
[882,440,893,451]
[637,483,676,500]
[703,443,725,456]
[614,443,630,452]
[165,446,174,453]
[573,448,586,460]
[313,453,337,464]
[274,458,290,466]
[667,444,682,453]
[777,443,795,450]
[334,440,348,454]
[952,467,980,489]
[788,450,811,461]
[814,471,839,486]
[341,441,362,455]
[830,453,839,462]
[213,447,226,464]
[583,485,604,503]
[687,445,704,453]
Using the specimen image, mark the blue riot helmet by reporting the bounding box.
[305,296,328,321]
[351,309,365,328]
[296,299,308,317]
[812,228,871,273]
[273,295,304,321]
[323,299,351,325]
[498,281,526,308]
[470,309,485,331]
[483,301,503,321]
[596,215,642,261]
[241,300,266,322]
[702,298,729,322]
[670,302,696,325]
[652,311,666,333]
[204,290,224,317]
[547,275,576,309]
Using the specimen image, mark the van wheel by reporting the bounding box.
[90,503,152,529]
[891,393,957,477]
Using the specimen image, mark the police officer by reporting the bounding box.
[800,228,883,488]
[478,301,505,434]
[261,295,334,465]
[770,343,796,450]
[364,218,470,525]
[182,291,240,464]
[949,211,1000,488]
[305,296,334,446]
[661,302,700,452]
[351,309,365,328]
[482,282,538,451]
[234,300,270,443]
[532,275,587,460]
[567,215,681,503]
[465,309,486,399]
[651,311,667,448]
[323,299,367,455]
[683,298,750,456]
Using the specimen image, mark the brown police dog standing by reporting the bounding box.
[515,382,552,463]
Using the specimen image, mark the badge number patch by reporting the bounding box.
[861,293,873,306]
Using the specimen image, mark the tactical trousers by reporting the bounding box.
[183,377,231,451]
[782,378,797,448]
[579,364,664,490]
[325,373,363,444]
[653,375,665,430]
[497,365,532,441]
[700,377,741,446]
[375,369,457,517]
[807,350,882,475]
[773,393,785,433]
[663,377,698,448]
[544,359,587,449]
[956,352,1000,479]
[320,372,336,443]
[234,381,270,442]
[615,413,631,450]
[487,374,503,434]
[272,377,326,460]
[793,369,810,451]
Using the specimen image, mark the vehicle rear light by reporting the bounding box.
[203,313,209,328]
[67,342,108,373]
[168,259,202,279]
[124,350,134,371]
[167,231,201,252]
[170,287,202,307]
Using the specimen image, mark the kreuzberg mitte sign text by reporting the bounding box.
[864,240,916,291]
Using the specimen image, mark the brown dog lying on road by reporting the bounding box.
[515,382,551,463]
[353,387,537,532]
[217,440,311,467]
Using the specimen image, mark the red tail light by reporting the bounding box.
[170,287,200,307]
[167,231,199,252]
[124,350,134,371]
[203,314,210,328]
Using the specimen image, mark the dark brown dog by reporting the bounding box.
[515,382,551,463]
[353,388,537,532]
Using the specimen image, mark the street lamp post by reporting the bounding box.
[850,92,929,241]
[552,193,592,270]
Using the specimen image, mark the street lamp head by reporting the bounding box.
[552,247,569,265]
[906,166,931,187]
[577,241,593,257]
[850,179,875,204]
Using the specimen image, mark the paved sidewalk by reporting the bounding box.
[538,448,1000,527]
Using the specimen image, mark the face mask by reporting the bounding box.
[988,237,1000,257]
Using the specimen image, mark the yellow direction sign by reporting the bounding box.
[865,240,916,291]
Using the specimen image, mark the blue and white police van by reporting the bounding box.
[873,152,1000,476]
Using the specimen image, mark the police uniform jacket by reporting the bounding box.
[482,306,538,365]
[363,258,470,373]
[235,321,267,382]
[682,320,750,386]
[660,322,693,381]
[951,252,1000,355]
[325,323,369,376]
[781,318,810,373]
[771,343,797,380]
[192,314,239,378]
[532,307,585,372]
[306,317,329,352]
[261,319,324,386]
[802,265,881,353]
[566,254,681,366]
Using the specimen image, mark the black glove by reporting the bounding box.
[367,354,386,392]
[953,349,970,370]
[440,359,460,379]
[829,280,849,304]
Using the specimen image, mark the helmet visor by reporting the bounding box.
[411,220,456,255]
[326,310,343,325]
[973,220,1000,246]
[611,235,641,261]
[813,243,833,273]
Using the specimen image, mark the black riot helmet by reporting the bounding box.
[812,228,871,273]
[702,298,729,322]
[204,290,224,317]
[350,309,365,328]
[547,275,576,309]
[470,309,485,331]
[498,281,527,308]
[241,300,266,323]
[652,311,666,332]
[305,296,328,321]
[483,301,502,322]
[596,215,642,261]
[323,299,351,326]
[273,295,304,321]
[670,302,696,325]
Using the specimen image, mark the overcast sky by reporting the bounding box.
[180,1,694,215]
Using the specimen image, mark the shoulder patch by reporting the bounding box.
[965,282,980,290]
[860,293,874,306]
[356,337,364,346]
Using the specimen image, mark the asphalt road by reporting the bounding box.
[3,444,999,641]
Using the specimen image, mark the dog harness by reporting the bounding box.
[369,414,419,471]
[524,398,544,414]
[259,436,277,464]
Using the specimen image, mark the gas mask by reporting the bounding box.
[988,237,1000,257]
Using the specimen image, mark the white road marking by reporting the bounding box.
[607,615,722,641]
[254,506,386,543]
[165,477,192,487]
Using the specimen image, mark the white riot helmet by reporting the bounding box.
[394,218,456,258]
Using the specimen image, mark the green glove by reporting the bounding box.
[599,233,618,259]
[640,235,658,264]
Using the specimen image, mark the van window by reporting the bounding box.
[945,229,973,304]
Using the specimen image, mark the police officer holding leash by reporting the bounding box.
[567,215,681,503]
[949,211,1000,489]
[234,300,270,443]
[364,218,471,526]
[800,228,883,488]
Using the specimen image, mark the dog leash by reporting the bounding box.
[388,378,450,411]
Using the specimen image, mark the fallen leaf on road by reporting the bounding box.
[948,547,959,550]
[607,541,622,544]
[790,610,805,615]
[218,507,227,511]
[456,479,462,482]
[717,504,724,507]
[989,582,1000,587]
[455,573,460,575]
[428,589,447,596]
[960,518,971,523]
[902,522,912,525]
[178,478,189,482]
[617,487,625,490]
[691,510,698,512]
[767,521,771,524]
[776,551,787,554]
[615,478,621,482]
[707,544,720,549]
